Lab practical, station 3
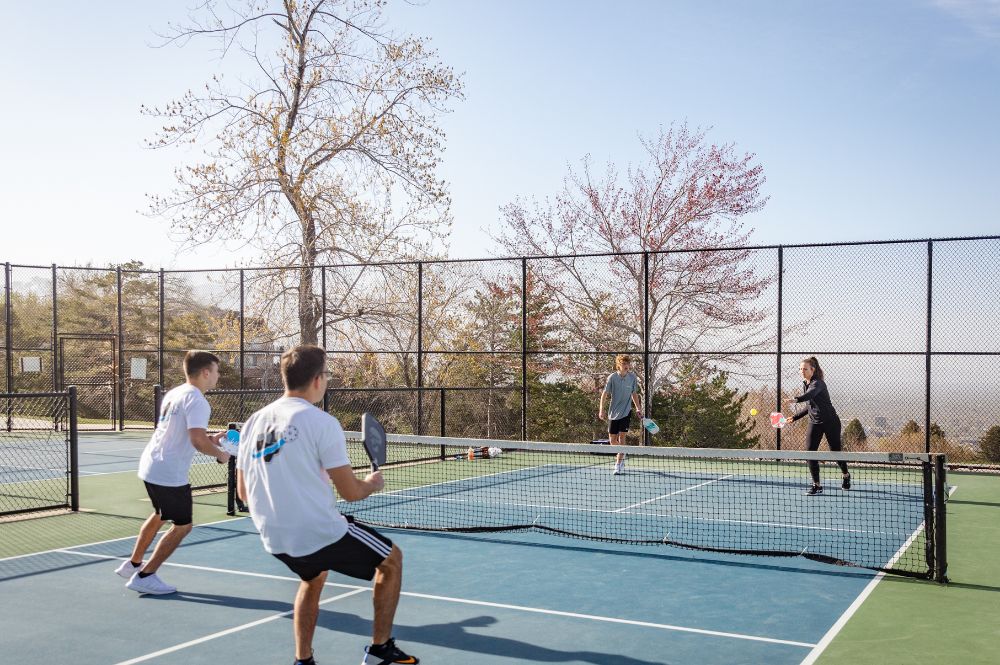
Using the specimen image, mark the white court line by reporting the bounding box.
[79,446,147,454]
[616,474,735,511]
[797,483,957,665]
[58,549,815,650]
[0,515,246,563]
[111,587,369,665]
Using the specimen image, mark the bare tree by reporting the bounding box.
[144,0,463,343]
[495,123,773,394]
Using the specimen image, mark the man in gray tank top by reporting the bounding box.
[599,354,643,475]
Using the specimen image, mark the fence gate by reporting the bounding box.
[58,334,117,431]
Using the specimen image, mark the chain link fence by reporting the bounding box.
[0,389,78,516]
[3,236,999,465]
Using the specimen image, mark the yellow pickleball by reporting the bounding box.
[750,408,758,416]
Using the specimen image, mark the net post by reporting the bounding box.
[226,456,237,516]
[922,459,936,579]
[68,386,79,512]
[934,454,948,583]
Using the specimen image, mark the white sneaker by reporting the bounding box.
[126,571,177,595]
[613,462,623,475]
[114,560,141,579]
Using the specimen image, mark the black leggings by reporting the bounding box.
[806,419,848,484]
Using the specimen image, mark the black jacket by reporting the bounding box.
[791,378,840,425]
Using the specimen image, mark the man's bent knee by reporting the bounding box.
[377,545,403,574]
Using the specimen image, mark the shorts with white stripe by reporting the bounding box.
[273,516,394,581]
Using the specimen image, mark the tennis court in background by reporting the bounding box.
[4,430,997,664]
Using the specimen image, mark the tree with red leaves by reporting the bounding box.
[494,123,774,399]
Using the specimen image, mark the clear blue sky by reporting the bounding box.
[1,0,997,269]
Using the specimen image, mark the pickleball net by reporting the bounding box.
[228,432,947,581]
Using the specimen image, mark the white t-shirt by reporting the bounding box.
[237,397,351,557]
[138,383,211,487]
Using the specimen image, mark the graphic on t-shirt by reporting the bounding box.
[252,428,286,462]
[151,401,180,445]
[158,401,179,424]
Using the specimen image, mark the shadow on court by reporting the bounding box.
[315,610,669,665]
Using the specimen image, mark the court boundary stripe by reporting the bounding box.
[0,515,246,563]
[109,588,368,665]
[56,549,816,649]
[797,484,957,664]
[616,473,735,511]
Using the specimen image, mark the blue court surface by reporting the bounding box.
[0,513,896,665]
[1,433,933,664]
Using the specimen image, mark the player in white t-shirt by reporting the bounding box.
[115,351,230,595]
[237,345,418,665]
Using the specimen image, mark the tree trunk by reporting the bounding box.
[298,216,320,345]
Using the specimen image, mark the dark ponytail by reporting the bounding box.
[802,356,825,381]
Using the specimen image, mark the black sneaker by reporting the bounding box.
[363,638,419,664]
[842,474,851,490]
[805,485,823,496]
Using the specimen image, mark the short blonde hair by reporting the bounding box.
[615,354,632,368]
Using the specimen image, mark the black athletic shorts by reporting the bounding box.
[273,516,393,582]
[143,481,193,526]
[609,414,631,434]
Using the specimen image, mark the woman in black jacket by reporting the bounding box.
[786,356,850,496]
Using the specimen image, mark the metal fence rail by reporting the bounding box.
[3,236,999,463]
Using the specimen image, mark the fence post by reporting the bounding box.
[51,264,58,393]
[239,269,247,419]
[642,251,650,447]
[926,240,933,454]
[117,267,125,430]
[239,269,245,390]
[4,263,12,430]
[439,387,446,459]
[153,384,163,428]
[417,262,424,435]
[68,386,79,512]
[320,267,328,414]
[158,270,165,387]
[440,387,446,437]
[521,257,528,441]
[775,246,784,451]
